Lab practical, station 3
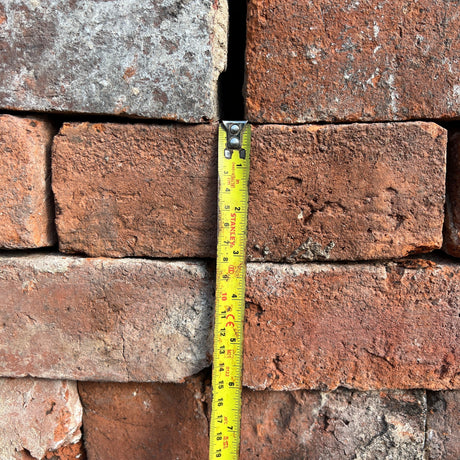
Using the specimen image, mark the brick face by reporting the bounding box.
[245,0,460,123]
[52,122,218,258]
[0,0,459,456]
[0,0,228,121]
[79,377,209,460]
[443,131,460,257]
[0,114,56,248]
[240,389,426,460]
[1,254,457,392]
[425,391,460,460]
[248,122,446,261]
[52,121,446,261]
[244,258,460,391]
[0,378,82,460]
[78,378,429,460]
[0,254,213,382]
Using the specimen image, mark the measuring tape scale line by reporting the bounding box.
[209,121,251,460]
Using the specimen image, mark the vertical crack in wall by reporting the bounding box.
[218,0,247,120]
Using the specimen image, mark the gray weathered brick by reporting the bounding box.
[0,0,228,121]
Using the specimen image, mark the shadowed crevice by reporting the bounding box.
[218,0,247,120]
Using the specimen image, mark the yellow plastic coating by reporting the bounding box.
[209,123,251,460]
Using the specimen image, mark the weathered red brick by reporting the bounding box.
[0,378,81,460]
[443,131,460,257]
[79,377,428,460]
[425,391,460,460]
[0,254,213,382]
[240,389,426,459]
[78,377,209,460]
[52,122,217,258]
[0,114,55,248]
[248,122,446,261]
[246,0,460,123]
[53,121,446,261]
[243,257,460,390]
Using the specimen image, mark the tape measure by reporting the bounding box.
[209,121,251,460]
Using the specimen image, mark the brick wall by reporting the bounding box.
[0,1,459,459]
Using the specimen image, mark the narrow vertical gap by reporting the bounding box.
[218,0,247,120]
[45,116,63,253]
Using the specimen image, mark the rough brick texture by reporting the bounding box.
[53,121,446,261]
[0,254,213,382]
[79,378,428,460]
[0,0,228,121]
[425,391,460,460]
[0,114,55,248]
[17,442,86,460]
[79,377,209,460]
[240,389,426,460]
[443,131,460,257]
[52,123,217,258]
[0,378,82,460]
[248,122,446,261]
[246,0,460,123]
[244,258,460,391]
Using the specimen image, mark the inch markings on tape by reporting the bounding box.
[209,121,251,460]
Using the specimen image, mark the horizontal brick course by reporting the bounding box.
[245,0,460,123]
[79,378,428,460]
[52,121,446,261]
[244,258,460,391]
[0,114,56,249]
[0,254,458,391]
[0,254,213,382]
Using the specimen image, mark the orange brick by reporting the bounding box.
[52,121,446,261]
[0,114,55,248]
[244,257,460,390]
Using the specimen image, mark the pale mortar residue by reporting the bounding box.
[0,379,82,459]
[373,22,380,38]
[452,84,460,105]
[0,253,83,274]
[386,72,399,115]
[247,262,389,280]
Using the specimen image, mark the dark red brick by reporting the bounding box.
[240,388,426,459]
[248,122,446,261]
[52,122,217,258]
[78,377,209,460]
[0,254,213,382]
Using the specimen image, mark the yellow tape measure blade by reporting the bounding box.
[209,121,251,460]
